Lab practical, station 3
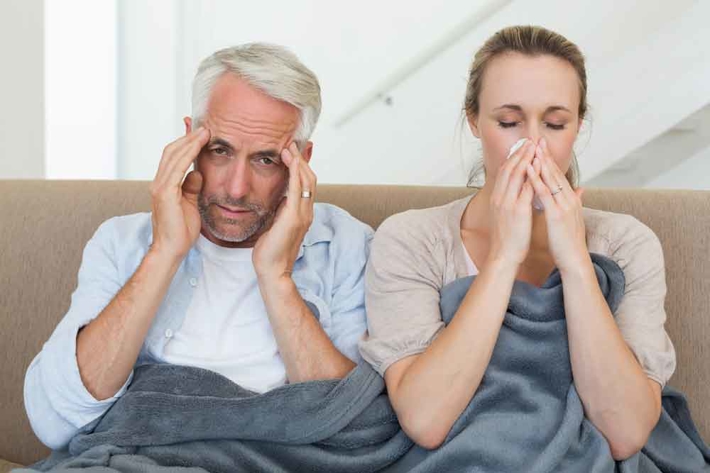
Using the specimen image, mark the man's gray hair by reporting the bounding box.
[191,43,322,143]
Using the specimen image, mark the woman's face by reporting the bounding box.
[468,52,583,183]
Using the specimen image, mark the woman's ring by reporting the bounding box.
[550,185,563,196]
[301,190,312,199]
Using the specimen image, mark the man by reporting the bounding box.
[24,43,372,449]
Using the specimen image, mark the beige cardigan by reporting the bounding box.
[359,194,676,386]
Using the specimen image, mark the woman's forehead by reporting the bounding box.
[479,53,580,113]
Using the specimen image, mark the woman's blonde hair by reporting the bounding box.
[464,26,587,187]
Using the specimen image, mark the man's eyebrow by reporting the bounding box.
[207,137,234,150]
[249,149,281,159]
[205,139,283,161]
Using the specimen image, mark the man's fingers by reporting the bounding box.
[154,128,206,184]
[181,170,203,204]
[282,147,302,209]
[163,127,211,189]
[289,143,317,204]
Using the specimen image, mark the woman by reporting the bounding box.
[359,26,676,460]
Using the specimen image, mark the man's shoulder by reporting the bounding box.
[309,203,373,247]
[92,212,153,247]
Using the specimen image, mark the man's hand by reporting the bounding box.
[149,127,211,260]
[253,142,316,281]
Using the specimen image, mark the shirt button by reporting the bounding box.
[165,329,173,339]
[189,277,198,287]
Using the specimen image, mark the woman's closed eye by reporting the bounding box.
[545,122,566,130]
[497,121,566,130]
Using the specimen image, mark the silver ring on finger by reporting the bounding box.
[301,190,312,199]
[550,185,563,196]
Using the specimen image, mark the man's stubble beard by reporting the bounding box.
[198,194,277,243]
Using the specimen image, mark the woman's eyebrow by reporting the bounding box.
[492,104,572,113]
[493,104,523,112]
[546,105,572,113]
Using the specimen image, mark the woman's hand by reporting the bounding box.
[488,139,537,266]
[525,138,589,274]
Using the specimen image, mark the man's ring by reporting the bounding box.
[301,190,312,199]
[550,185,563,196]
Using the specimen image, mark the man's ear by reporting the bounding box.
[184,116,192,135]
[467,113,481,139]
[301,141,314,163]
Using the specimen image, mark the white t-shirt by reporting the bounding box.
[462,242,479,276]
[163,234,287,393]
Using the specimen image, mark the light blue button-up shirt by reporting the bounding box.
[24,203,373,449]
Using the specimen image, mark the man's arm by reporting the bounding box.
[258,277,355,382]
[75,249,182,399]
[24,128,211,448]
[253,143,357,382]
[76,127,211,400]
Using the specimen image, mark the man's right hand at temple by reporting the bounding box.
[149,126,211,261]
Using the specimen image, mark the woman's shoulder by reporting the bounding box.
[582,207,663,264]
[376,197,469,247]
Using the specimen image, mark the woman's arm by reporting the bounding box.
[561,259,661,460]
[383,140,538,449]
[528,139,662,460]
[384,257,518,449]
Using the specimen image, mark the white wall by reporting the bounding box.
[117,0,506,180]
[0,0,44,179]
[44,0,117,179]
[14,0,710,189]
[646,145,710,190]
[114,0,709,189]
[117,0,180,179]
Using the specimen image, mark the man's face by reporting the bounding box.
[192,74,303,248]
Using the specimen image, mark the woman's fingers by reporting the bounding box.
[526,161,557,212]
[494,140,535,204]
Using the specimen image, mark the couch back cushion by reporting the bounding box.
[1,181,708,465]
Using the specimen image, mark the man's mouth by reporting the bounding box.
[216,204,253,219]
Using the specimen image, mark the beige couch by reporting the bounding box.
[1,180,708,470]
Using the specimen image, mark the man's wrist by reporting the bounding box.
[257,271,297,296]
[146,244,185,274]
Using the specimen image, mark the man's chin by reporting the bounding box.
[201,218,265,246]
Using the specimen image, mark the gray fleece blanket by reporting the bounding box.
[19,254,710,472]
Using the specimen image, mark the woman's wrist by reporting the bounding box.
[482,254,520,281]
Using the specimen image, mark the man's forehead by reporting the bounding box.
[206,74,300,129]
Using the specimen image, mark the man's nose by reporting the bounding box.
[225,160,251,200]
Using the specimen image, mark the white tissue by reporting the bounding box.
[506,138,544,211]
[506,138,528,158]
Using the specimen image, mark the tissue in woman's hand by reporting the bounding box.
[506,138,544,211]
[506,138,528,159]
